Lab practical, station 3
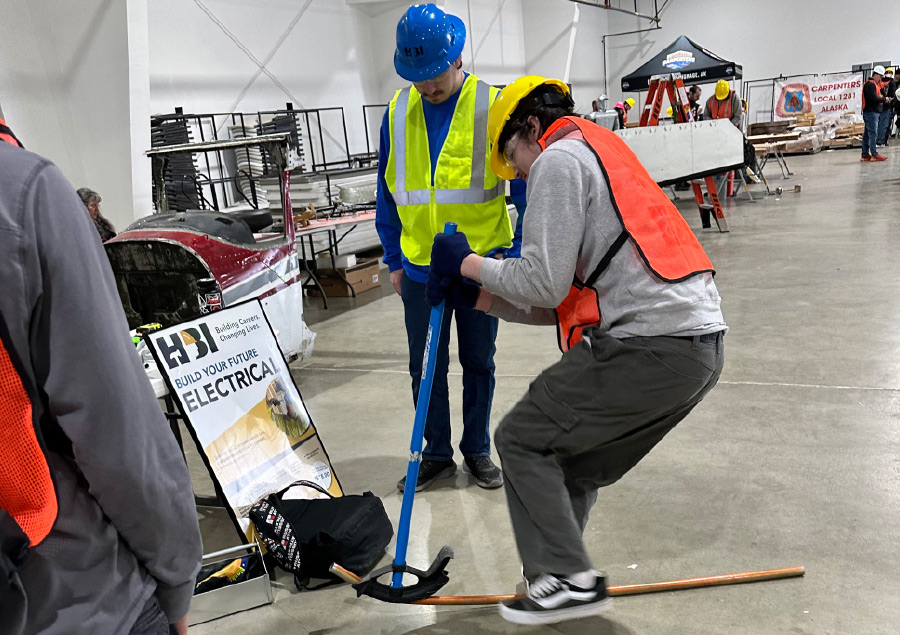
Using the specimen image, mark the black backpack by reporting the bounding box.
[249,481,393,589]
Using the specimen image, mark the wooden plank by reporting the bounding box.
[748,132,801,143]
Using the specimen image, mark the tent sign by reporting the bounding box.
[663,50,696,70]
[621,35,741,92]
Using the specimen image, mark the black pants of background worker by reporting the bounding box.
[495,329,724,578]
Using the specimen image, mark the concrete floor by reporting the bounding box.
[188,145,900,634]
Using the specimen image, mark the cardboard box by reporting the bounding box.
[308,258,381,297]
[315,253,356,269]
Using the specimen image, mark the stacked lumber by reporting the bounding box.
[793,113,817,127]
[833,122,865,138]
[825,121,864,148]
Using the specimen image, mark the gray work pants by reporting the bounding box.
[495,329,724,578]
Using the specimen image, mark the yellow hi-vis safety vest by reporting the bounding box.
[385,75,512,266]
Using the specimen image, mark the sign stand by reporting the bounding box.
[145,298,343,541]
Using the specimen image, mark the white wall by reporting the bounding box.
[605,0,900,104]
[521,0,608,113]
[148,0,533,158]
[0,0,151,229]
[149,0,412,162]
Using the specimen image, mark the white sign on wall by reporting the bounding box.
[148,300,342,535]
[773,72,863,121]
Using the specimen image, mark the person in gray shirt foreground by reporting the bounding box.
[0,126,201,634]
[427,76,726,626]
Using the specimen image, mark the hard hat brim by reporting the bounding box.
[487,76,569,181]
[394,14,467,82]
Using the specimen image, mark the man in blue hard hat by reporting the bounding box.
[376,3,513,493]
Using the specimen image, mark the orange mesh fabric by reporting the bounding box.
[556,285,601,353]
[539,117,713,282]
[0,338,56,545]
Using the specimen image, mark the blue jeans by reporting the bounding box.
[877,108,893,144]
[401,273,497,461]
[862,111,880,156]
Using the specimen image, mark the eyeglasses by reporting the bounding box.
[503,133,520,166]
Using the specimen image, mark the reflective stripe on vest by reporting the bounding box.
[386,76,511,265]
[0,326,57,546]
[540,117,715,352]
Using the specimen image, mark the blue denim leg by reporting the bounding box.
[401,273,454,461]
[877,109,892,144]
[863,111,879,156]
[454,306,499,458]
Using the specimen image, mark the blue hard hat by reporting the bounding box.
[394,4,466,82]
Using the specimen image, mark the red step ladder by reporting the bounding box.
[639,73,728,232]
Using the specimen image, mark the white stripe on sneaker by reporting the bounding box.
[533,588,598,609]
[499,597,612,625]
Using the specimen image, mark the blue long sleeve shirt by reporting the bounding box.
[375,76,525,283]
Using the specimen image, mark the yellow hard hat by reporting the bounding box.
[625,98,636,108]
[715,79,730,100]
[666,106,673,116]
[488,75,570,180]
[887,67,895,74]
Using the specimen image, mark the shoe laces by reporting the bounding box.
[528,574,565,599]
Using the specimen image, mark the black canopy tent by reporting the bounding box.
[621,35,742,92]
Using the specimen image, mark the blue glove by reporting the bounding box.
[425,269,480,309]
[430,232,474,276]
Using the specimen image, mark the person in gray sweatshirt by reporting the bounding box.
[0,127,201,635]
[427,76,726,626]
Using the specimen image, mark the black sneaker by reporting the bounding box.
[397,459,456,493]
[500,573,611,625]
[463,456,503,489]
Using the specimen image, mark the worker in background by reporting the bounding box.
[0,121,201,634]
[877,67,896,146]
[613,98,635,128]
[705,80,743,130]
[427,75,725,625]
[861,66,888,161]
[76,187,117,242]
[375,3,512,493]
[687,85,703,120]
[894,73,900,140]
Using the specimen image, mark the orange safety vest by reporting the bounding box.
[0,117,23,148]
[0,302,57,552]
[861,78,882,111]
[706,92,736,121]
[537,116,715,352]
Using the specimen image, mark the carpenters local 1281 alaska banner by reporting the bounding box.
[774,72,863,121]
[148,299,341,534]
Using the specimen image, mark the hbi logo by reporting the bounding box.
[156,323,219,370]
[403,45,424,58]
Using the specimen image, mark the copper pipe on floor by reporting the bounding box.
[330,564,805,606]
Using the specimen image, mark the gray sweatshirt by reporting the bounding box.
[0,142,202,634]
[481,138,726,338]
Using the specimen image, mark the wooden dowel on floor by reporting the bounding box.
[330,564,805,606]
